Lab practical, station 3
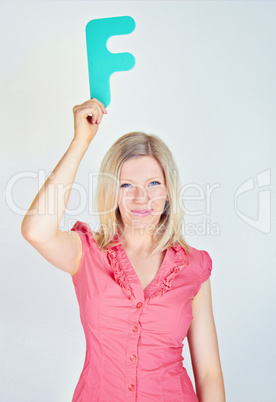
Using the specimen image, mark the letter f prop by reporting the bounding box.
[86,16,136,107]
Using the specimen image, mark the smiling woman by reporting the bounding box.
[21,98,225,401]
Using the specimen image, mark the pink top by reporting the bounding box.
[70,221,212,402]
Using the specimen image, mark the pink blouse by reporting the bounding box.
[70,221,212,401]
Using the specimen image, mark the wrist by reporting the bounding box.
[70,138,90,154]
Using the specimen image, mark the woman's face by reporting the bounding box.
[117,156,168,233]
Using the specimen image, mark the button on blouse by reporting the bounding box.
[70,221,213,401]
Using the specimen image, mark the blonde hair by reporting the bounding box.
[91,132,191,256]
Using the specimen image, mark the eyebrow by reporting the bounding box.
[119,177,164,182]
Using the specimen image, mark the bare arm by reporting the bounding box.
[21,139,89,241]
[187,279,226,402]
[21,99,107,275]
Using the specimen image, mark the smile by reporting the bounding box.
[131,210,153,217]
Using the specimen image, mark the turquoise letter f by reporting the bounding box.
[86,16,136,107]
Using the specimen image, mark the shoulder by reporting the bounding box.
[186,245,213,283]
[71,220,94,236]
[70,221,96,253]
[70,221,105,280]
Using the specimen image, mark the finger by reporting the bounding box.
[92,104,103,124]
[74,100,105,123]
[89,99,107,115]
[78,99,107,115]
[91,98,107,114]
[83,104,102,123]
[77,106,100,123]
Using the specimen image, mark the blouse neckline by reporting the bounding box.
[116,240,170,293]
[106,234,190,303]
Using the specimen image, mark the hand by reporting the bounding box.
[72,98,107,146]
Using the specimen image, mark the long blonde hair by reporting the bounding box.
[91,132,191,256]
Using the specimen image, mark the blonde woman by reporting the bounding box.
[21,98,225,401]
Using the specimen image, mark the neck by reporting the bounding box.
[118,225,157,255]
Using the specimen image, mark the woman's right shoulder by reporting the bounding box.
[69,221,98,278]
[71,220,94,236]
[70,220,96,249]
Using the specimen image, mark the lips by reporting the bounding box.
[131,209,153,217]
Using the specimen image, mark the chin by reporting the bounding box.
[130,219,158,232]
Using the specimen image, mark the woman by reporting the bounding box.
[21,98,225,401]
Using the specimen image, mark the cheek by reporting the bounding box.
[149,188,167,202]
[117,192,123,204]
[118,190,133,207]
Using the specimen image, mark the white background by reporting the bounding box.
[1,1,275,401]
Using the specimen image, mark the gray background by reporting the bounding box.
[1,1,275,401]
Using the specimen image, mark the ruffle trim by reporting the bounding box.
[149,244,190,302]
[106,238,190,302]
[107,246,136,301]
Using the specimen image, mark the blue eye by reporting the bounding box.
[120,181,161,188]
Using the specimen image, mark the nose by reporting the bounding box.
[133,185,149,202]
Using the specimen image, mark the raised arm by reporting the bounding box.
[21,99,107,275]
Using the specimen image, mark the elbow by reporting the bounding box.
[21,218,41,243]
[21,219,58,244]
[21,220,34,242]
[21,219,29,239]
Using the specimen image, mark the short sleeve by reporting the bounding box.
[200,250,213,283]
[70,221,93,278]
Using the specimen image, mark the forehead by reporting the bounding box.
[120,156,164,180]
